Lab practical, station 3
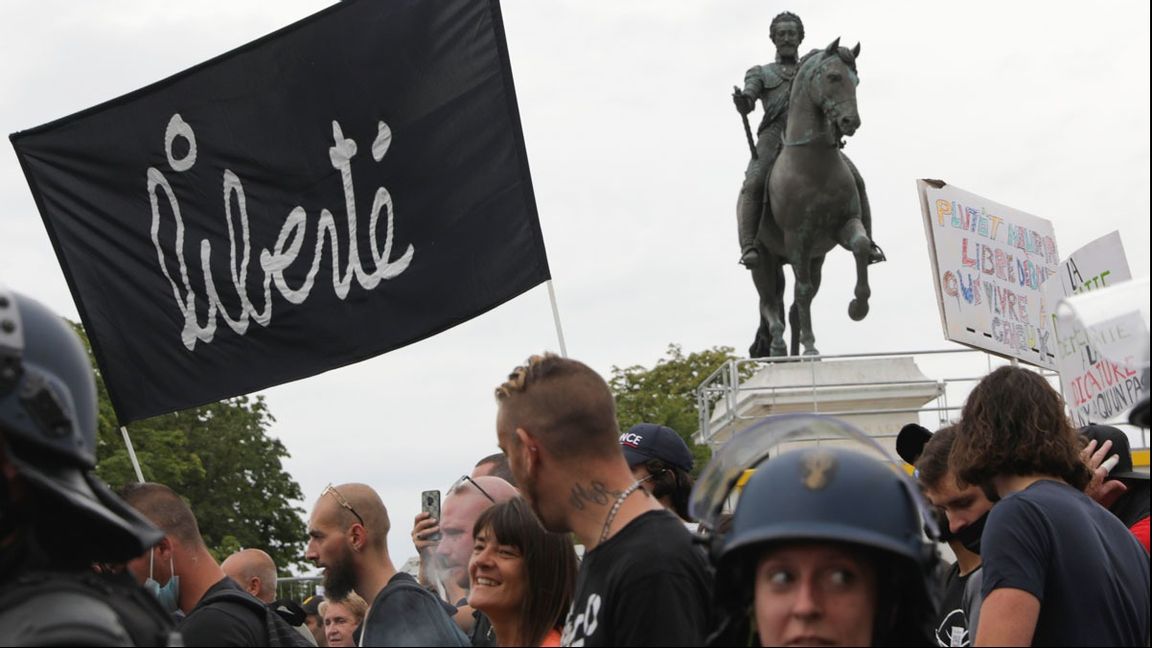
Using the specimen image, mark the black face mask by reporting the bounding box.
[954,509,990,555]
[929,507,954,542]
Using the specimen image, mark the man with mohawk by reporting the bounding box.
[493,353,711,646]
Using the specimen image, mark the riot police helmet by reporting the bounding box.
[693,414,938,646]
[0,287,161,561]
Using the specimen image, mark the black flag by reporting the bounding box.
[10,0,549,423]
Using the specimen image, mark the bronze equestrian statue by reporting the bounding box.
[733,12,883,358]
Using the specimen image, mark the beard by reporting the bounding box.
[775,44,798,62]
[322,547,357,599]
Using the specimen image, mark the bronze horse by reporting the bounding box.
[750,38,873,357]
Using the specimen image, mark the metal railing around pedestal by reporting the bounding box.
[695,347,1056,448]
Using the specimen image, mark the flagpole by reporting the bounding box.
[120,426,146,483]
[546,280,569,358]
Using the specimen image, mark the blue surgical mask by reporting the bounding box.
[144,548,181,613]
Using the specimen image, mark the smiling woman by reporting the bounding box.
[467,498,578,647]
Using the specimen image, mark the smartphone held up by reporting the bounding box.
[421,490,441,541]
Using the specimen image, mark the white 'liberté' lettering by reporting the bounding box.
[147,114,414,350]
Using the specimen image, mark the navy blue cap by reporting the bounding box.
[620,423,693,472]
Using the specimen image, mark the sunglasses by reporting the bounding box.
[322,483,365,527]
[451,475,496,503]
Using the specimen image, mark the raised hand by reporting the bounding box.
[1082,438,1128,509]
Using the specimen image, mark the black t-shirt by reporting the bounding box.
[180,577,265,647]
[981,480,1150,646]
[561,510,712,647]
[935,562,975,647]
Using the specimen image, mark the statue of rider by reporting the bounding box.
[733,11,884,269]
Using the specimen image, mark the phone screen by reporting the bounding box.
[421,490,441,541]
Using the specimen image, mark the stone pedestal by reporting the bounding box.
[696,356,943,457]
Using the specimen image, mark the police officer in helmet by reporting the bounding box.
[694,415,939,647]
[0,287,177,645]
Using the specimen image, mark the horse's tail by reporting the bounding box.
[789,302,800,357]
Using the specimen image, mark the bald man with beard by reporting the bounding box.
[305,483,467,647]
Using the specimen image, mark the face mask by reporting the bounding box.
[955,510,989,555]
[144,548,181,613]
[930,507,955,543]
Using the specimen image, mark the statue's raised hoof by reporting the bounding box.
[848,299,869,321]
[868,243,886,265]
[740,249,761,269]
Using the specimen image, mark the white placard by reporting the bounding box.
[918,180,1060,368]
[1046,233,1142,425]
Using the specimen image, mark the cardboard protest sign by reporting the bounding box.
[917,180,1060,368]
[1047,232,1143,425]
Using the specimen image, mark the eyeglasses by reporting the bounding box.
[322,483,365,527]
[451,475,496,503]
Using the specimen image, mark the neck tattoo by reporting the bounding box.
[599,476,652,544]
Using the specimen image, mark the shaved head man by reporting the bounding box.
[223,548,319,646]
[494,354,711,646]
[306,483,467,647]
[223,548,278,603]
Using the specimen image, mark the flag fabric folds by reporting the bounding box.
[10,0,549,422]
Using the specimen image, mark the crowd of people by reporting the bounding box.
[2,289,1150,647]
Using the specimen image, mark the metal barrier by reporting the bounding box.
[276,575,323,603]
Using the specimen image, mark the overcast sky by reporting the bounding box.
[2,0,1148,570]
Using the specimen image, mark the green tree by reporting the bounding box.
[72,324,307,572]
[608,344,746,475]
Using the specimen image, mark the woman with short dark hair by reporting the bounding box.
[467,498,577,647]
